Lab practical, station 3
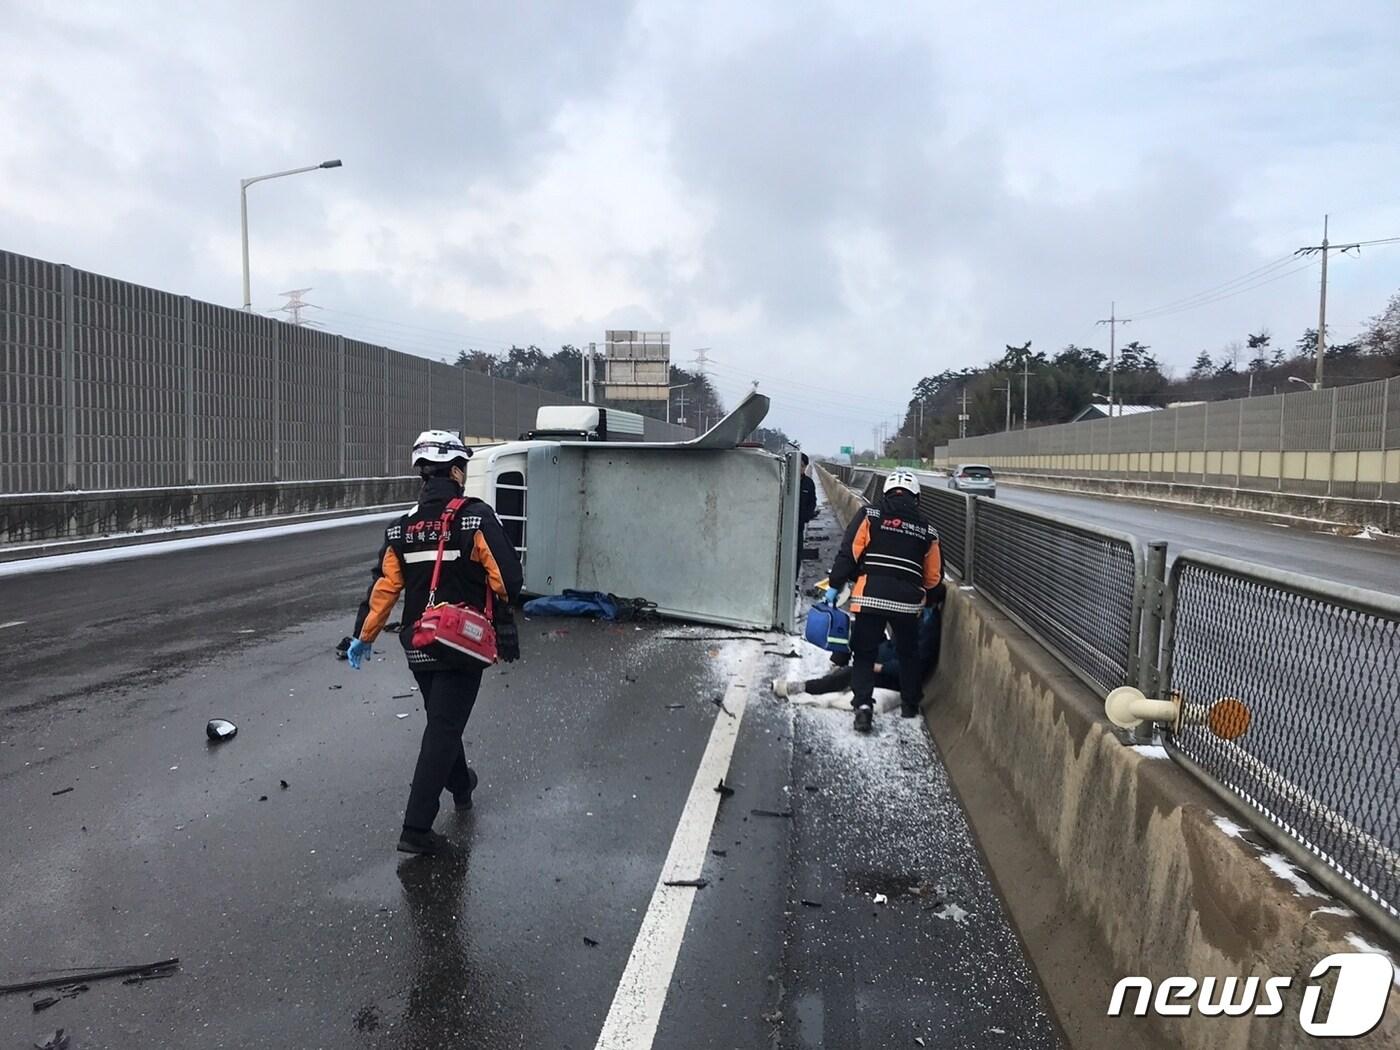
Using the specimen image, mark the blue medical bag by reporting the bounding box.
[804,602,851,653]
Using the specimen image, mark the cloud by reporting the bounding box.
[2,0,1397,451]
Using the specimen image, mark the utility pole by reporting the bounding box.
[1021,353,1031,430]
[1001,380,1013,432]
[674,387,689,425]
[917,400,924,459]
[1096,302,1130,415]
[959,387,969,439]
[1295,215,1361,390]
[587,341,597,403]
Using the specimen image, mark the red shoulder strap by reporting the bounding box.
[426,498,469,604]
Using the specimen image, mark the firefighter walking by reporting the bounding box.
[346,430,523,854]
[826,469,942,733]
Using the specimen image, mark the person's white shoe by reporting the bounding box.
[772,677,792,698]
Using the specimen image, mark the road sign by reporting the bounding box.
[840,445,854,454]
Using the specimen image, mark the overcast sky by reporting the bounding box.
[4,1,1398,451]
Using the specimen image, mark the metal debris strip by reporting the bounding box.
[1162,551,1400,941]
[1,958,180,996]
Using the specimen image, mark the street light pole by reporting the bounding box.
[240,159,343,310]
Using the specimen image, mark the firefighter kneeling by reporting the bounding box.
[826,469,942,733]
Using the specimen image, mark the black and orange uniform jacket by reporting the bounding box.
[354,476,524,666]
[829,492,942,616]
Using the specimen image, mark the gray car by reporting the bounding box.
[947,463,997,497]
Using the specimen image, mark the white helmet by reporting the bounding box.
[410,429,471,467]
[883,469,920,496]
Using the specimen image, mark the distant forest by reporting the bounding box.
[881,288,1400,459]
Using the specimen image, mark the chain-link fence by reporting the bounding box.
[970,498,1142,695]
[0,248,694,493]
[1162,552,1400,934]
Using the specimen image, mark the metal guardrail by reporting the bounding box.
[1161,551,1400,942]
[970,498,1143,696]
[919,486,967,577]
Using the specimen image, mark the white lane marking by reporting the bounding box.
[0,620,26,630]
[594,647,759,1050]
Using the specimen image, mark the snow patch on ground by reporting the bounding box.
[1130,744,1170,759]
[789,688,902,714]
[1259,852,1327,899]
[1310,905,1355,918]
[1213,815,1246,839]
[0,510,400,578]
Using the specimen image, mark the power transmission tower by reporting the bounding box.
[1295,214,1361,389]
[693,348,711,431]
[272,288,322,326]
[1096,302,1130,414]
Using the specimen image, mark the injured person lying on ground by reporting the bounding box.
[774,585,944,712]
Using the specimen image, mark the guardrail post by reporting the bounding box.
[1135,540,1168,743]
[963,494,977,587]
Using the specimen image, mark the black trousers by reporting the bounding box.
[850,610,921,710]
[803,666,899,697]
[404,666,484,831]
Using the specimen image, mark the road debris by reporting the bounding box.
[714,780,736,799]
[32,982,86,1011]
[800,899,823,908]
[711,849,728,857]
[206,718,237,742]
[665,703,685,710]
[50,787,74,797]
[395,713,411,719]
[335,637,352,659]
[751,808,793,819]
[663,878,710,889]
[582,937,599,948]
[1,958,180,996]
[33,1030,69,1050]
[390,693,414,700]
[873,893,889,905]
[279,780,289,790]
[711,696,735,718]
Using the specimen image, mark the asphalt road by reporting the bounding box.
[0,501,1060,1048]
[918,472,1400,594]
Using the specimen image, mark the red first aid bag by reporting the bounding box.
[410,498,498,667]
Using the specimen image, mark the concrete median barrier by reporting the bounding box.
[0,476,420,553]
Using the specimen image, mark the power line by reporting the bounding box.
[703,359,907,410]
[1125,254,1300,319]
[1130,260,1319,322]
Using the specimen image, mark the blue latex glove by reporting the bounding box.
[347,639,373,670]
[825,587,838,605]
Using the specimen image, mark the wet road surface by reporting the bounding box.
[916,471,1400,593]
[0,498,1061,1048]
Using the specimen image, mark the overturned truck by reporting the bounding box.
[463,393,802,631]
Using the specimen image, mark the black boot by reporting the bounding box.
[453,768,480,811]
[397,828,445,855]
[854,706,873,733]
[900,701,920,719]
